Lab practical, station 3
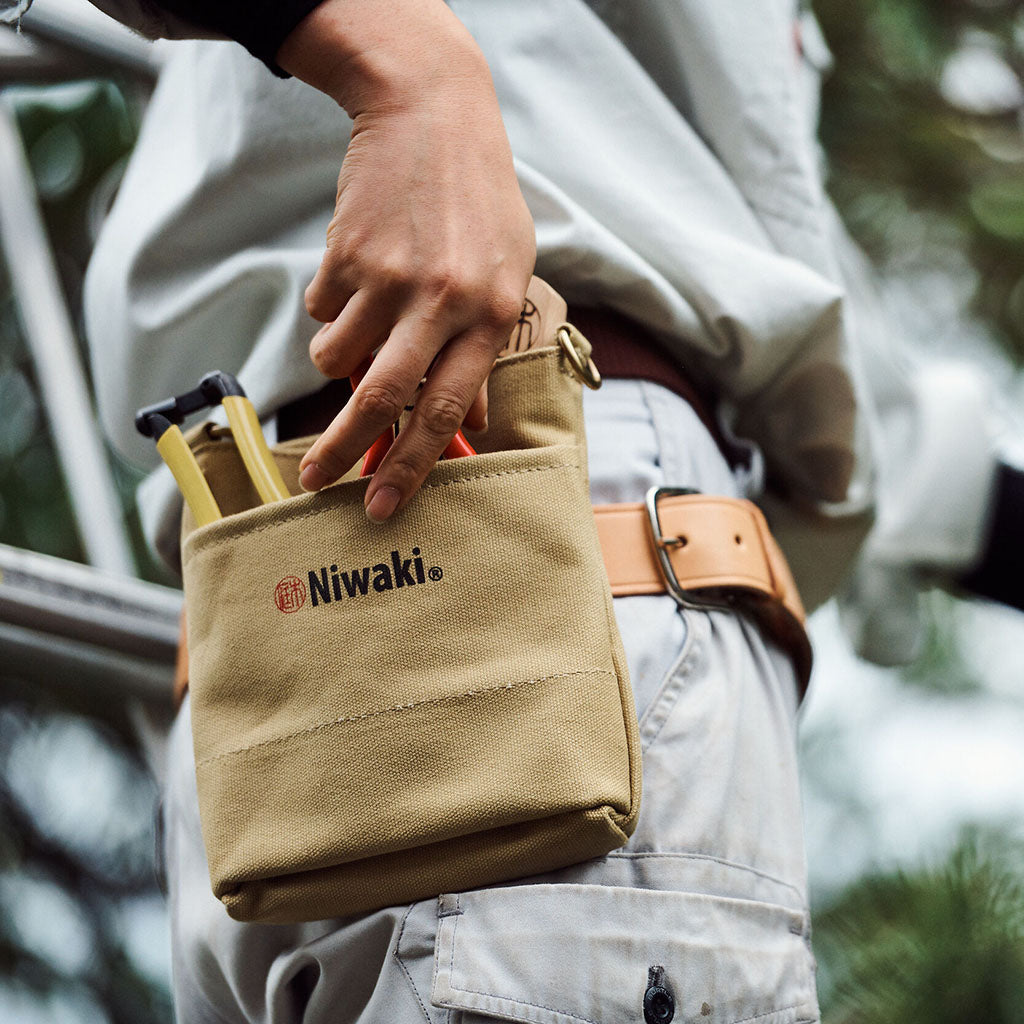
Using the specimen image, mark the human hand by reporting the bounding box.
[276,0,536,520]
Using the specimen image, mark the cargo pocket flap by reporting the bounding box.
[431,883,817,1024]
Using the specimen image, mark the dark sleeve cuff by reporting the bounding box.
[957,461,1024,613]
[151,0,328,76]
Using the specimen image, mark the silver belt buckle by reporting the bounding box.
[644,486,736,613]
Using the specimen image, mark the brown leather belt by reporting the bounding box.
[574,307,755,469]
[596,490,811,692]
[569,308,726,455]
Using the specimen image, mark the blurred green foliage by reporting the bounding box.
[817,0,1024,362]
[900,591,983,695]
[12,79,136,269]
[815,828,1024,1022]
[0,258,82,563]
[813,3,1024,1019]
[0,703,171,1024]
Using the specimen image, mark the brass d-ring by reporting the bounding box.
[556,324,602,390]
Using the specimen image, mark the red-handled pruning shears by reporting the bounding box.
[350,359,476,476]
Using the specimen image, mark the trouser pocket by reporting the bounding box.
[410,883,819,1024]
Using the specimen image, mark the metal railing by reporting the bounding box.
[1,1,175,709]
[0,541,181,702]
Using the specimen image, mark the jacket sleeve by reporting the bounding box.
[85,0,325,74]
[828,207,1004,665]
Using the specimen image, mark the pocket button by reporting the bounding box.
[643,966,675,1023]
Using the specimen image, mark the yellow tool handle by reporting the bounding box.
[156,424,222,526]
[221,395,290,504]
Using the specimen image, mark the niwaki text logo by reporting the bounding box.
[274,547,442,613]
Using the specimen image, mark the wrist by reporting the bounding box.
[275,0,489,113]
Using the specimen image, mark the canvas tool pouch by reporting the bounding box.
[179,293,641,925]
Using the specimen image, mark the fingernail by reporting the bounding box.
[366,485,400,522]
[299,462,329,492]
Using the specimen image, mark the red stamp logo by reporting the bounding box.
[274,575,307,613]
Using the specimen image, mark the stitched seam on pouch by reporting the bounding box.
[499,346,576,381]
[196,669,614,766]
[186,461,581,553]
[498,348,559,367]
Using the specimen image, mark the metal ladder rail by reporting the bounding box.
[0,541,180,707]
[0,0,163,576]
[1,5,176,712]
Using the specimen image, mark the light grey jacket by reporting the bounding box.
[82,0,998,631]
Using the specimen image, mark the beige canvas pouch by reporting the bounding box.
[179,286,641,924]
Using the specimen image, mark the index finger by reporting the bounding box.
[361,327,499,521]
[297,319,437,492]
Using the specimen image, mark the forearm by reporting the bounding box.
[275,0,491,110]
[284,0,535,517]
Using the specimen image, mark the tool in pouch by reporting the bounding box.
[135,367,477,519]
[137,371,290,526]
[351,355,476,476]
[136,281,641,925]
